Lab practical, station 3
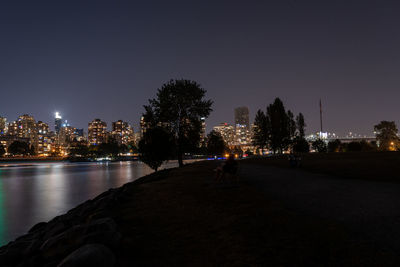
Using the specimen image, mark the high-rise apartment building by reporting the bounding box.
[111,120,134,145]
[213,123,235,147]
[8,114,38,152]
[234,107,250,130]
[37,121,52,155]
[0,116,7,135]
[88,119,107,145]
[59,126,78,147]
[200,117,206,144]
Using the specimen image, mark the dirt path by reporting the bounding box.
[240,162,400,255]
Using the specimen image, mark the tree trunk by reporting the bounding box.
[177,141,184,167]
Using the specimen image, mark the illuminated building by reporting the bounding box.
[8,114,38,152]
[234,107,250,130]
[213,123,235,147]
[37,121,52,156]
[55,112,62,134]
[59,126,78,147]
[200,117,206,144]
[0,116,7,135]
[140,116,148,138]
[111,120,134,145]
[88,119,107,145]
[235,124,251,146]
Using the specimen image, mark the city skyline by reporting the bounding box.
[2,1,400,136]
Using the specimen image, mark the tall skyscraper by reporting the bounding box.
[234,107,250,130]
[55,112,62,134]
[88,119,108,145]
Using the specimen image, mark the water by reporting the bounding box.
[0,160,181,246]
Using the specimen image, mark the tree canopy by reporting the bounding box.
[374,121,399,151]
[252,109,268,153]
[138,127,174,171]
[0,144,5,157]
[265,98,296,153]
[8,141,31,156]
[143,79,213,167]
[206,130,226,156]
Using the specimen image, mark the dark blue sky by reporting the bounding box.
[1,0,400,136]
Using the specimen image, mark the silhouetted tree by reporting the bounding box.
[119,144,129,154]
[138,127,174,171]
[327,139,341,153]
[265,98,293,153]
[0,144,5,156]
[296,113,306,138]
[206,130,226,156]
[8,141,30,156]
[252,109,268,153]
[374,121,399,151]
[292,137,310,153]
[98,139,120,158]
[143,79,213,167]
[312,139,327,153]
[127,141,138,154]
[287,110,296,140]
[347,141,362,152]
[69,145,89,157]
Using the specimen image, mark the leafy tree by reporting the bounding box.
[232,146,243,157]
[312,139,327,153]
[287,110,296,140]
[8,141,30,156]
[374,121,399,151]
[206,130,226,156]
[69,145,89,157]
[296,113,306,138]
[327,139,341,153]
[252,109,268,153]
[127,141,138,154]
[347,141,362,152]
[97,140,120,158]
[143,79,213,167]
[0,144,5,156]
[292,137,310,153]
[119,144,129,154]
[138,127,174,171]
[265,98,293,153]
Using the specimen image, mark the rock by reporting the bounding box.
[40,225,86,260]
[28,221,48,233]
[43,221,68,240]
[57,244,115,267]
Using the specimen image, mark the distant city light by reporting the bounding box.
[55,112,62,119]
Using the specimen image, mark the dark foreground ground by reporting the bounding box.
[2,153,400,266]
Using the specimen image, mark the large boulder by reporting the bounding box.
[57,244,115,267]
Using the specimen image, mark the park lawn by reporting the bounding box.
[243,152,400,182]
[112,160,395,266]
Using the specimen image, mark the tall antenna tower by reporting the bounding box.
[319,99,323,134]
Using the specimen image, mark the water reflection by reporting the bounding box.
[0,160,185,246]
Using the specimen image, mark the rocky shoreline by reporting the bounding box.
[0,169,171,267]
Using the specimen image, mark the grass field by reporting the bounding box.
[243,152,400,182]
[113,160,397,266]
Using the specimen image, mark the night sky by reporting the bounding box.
[1,1,400,136]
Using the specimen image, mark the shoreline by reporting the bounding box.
[0,163,176,266]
